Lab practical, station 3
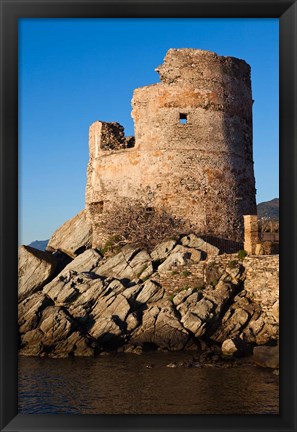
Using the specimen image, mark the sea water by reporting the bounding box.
[18,352,279,414]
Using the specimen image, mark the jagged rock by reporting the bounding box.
[125,313,140,332]
[50,331,94,357]
[181,234,219,256]
[88,317,122,341]
[172,288,195,306]
[253,345,279,369]
[255,323,278,345]
[203,281,233,313]
[172,245,201,263]
[62,249,102,273]
[212,308,250,343]
[96,246,152,281]
[180,310,206,337]
[122,284,142,300]
[46,210,92,258]
[158,251,190,273]
[131,304,189,350]
[176,291,202,316]
[178,296,214,336]
[128,250,153,280]
[91,292,130,324]
[19,306,75,356]
[96,246,137,278]
[135,280,165,304]
[151,239,177,261]
[43,271,104,306]
[18,292,54,334]
[157,245,201,273]
[18,245,57,301]
[18,243,279,358]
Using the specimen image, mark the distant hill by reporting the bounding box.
[28,239,49,251]
[257,198,279,220]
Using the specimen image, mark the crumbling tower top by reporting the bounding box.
[155,48,251,85]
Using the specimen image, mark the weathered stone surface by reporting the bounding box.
[172,245,202,263]
[181,235,219,256]
[19,306,77,357]
[62,249,102,274]
[43,271,104,306]
[18,245,57,301]
[212,308,250,343]
[91,292,131,324]
[95,246,137,278]
[96,246,152,281]
[151,239,177,261]
[135,280,165,304]
[157,247,196,273]
[46,210,92,258]
[253,345,279,369]
[128,250,153,280]
[130,304,189,350]
[18,292,54,334]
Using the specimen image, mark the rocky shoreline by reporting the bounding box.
[18,225,279,368]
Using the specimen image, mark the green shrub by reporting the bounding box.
[237,250,248,260]
[228,260,238,268]
[182,270,192,277]
[169,294,175,302]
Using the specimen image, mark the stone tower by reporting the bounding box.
[86,49,257,247]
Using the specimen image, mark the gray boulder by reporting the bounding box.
[221,339,238,356]
[157,245,201,273]
[151,239,177,261]
[63,249,102,273]
[18,245,57,301]
[96,246,153,281]
[130,304,189,350]
[46,210,92,258]
[181,234,219,256]
[157,249,190,273]
[135,280,165,304]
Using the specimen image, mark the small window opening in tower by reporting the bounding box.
[179,113,188,124]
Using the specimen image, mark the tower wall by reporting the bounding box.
[86,49,257,248]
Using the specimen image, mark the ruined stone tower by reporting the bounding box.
[86,49,257,247]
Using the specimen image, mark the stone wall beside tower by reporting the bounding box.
[86,49,257,248]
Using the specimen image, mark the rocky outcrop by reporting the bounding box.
[18,246,57,302]
[18,234,279,358]
[46,210,92,258]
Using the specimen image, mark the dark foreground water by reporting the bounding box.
[18,353,279,414]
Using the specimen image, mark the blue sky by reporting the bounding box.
[19,18,279,245]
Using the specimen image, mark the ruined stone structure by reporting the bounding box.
[86,49,257,248]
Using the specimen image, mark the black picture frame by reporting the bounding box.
[0,1,296,431]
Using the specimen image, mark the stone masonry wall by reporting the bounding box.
[243,256,279,334]
[86,49,257,248]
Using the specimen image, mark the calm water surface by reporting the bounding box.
[18,353,279,414]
